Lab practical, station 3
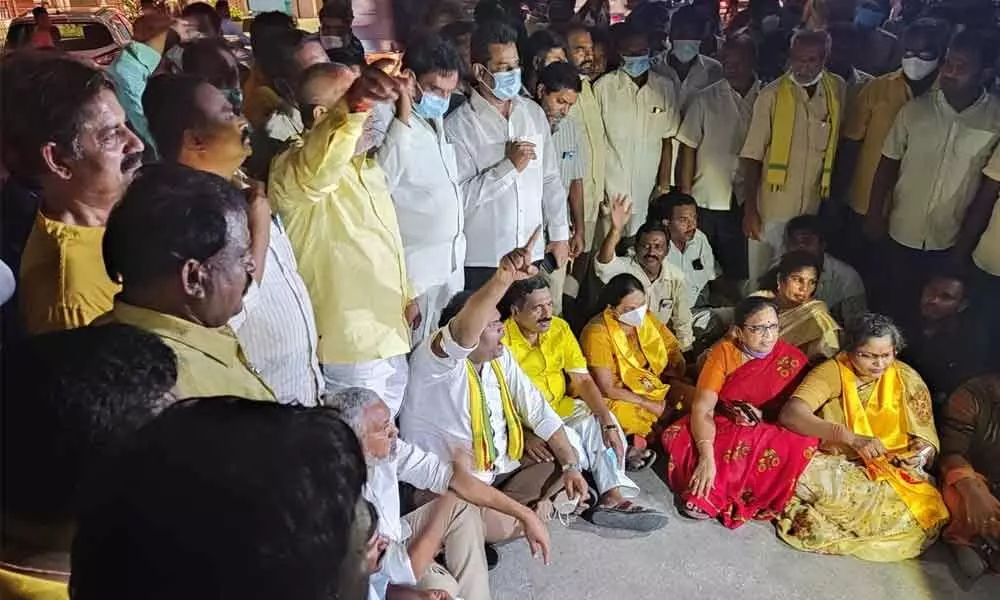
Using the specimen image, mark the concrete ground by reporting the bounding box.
[488,469,1000,600]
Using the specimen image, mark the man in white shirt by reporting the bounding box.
[867,30,1000,319]
[401,234,590,532]
[651,5,723,111]
[594,20,680,233]
[675,34,758,282]
[534,61,585,316]
[379,34,466,346]
[444,21,570,292]
[330,387,550,600]
[781,215,867,326]
[593,197,695,351]
[143,73,324,405]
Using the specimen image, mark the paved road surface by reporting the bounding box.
[488,469,1000,600]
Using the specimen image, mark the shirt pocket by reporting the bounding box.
[952,127,997,165]
[647,105,674,138]
[522,133,544,170]
[808,118,832,154]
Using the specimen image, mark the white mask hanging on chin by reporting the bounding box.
[791,70,824,87]
[617,305,648,327]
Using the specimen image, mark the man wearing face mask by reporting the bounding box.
[319,0,366,63]
[100,164,275,401]
[652,5,723,111]
[739,29,845,284]
[867,30,1000,321]
[3,55,145,335]
[445,21,570,292]
[143,74,324,406]
[378,34,466,347]
[836,18,947,276]
[594,21,681,233]
[271,63,419,416]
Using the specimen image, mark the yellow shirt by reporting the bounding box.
[502,316,589,418]
[100,300,275,402]
[882,90,1000,251]
[973,145,1000,276]
[270,107,412,364]
[19,212,121,334]
[740,74,846,223]
[0,567,67,600]
[842,70,914,215]
[242,67,283,131]
[568,77,606,250]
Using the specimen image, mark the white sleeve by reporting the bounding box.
[540,121,570,242]
[396,439,454,494]
[0,260,14,307]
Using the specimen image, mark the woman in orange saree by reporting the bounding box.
[662,296,819,527]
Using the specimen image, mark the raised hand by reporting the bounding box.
[497,226,542,282]
[607,194,632,232]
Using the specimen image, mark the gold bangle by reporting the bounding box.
[695,439,713,446]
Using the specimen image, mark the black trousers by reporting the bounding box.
[699,204,747,281]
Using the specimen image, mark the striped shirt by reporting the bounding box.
[551,117,585,189]
[230,217,323,406]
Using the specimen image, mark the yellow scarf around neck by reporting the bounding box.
[602,308,670,403]
[767,72,840,198]
[836,355,948,530]
[466,359,524,472]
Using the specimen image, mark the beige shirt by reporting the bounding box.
[568,77,607,251]
[844,68,874,115]
[973,145,1000,276]
[740,74,846,223]
[595,69,681,233]
[651,53,724,111]
[676,79,760,210]
[593,253,694,350]
[882,90,1000,251]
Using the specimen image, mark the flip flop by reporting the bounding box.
[586,500,668,532]
[679,501,712,521]
[625,448,657,472]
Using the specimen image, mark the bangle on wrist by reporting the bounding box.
[561,463,581,473]
[601,423,618,432]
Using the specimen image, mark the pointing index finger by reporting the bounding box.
[523,225,542,252]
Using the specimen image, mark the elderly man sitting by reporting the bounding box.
[501,275,668,530]
[329,387,549,600]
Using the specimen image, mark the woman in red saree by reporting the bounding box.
[662,296,819,527]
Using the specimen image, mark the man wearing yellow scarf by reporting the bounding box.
[401,233,591,539]
[739,29,845,283]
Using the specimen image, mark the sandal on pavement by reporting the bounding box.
[585,500,668,532]
[625,448,657,472]
[679,501,712,521]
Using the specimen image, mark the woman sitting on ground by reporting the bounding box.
[581,273,686,470]
[760,250,841,363]
[776,313,949,561]
[662,296,818,526]
[938,374,1000,579]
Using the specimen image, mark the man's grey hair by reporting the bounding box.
[324,387,383,435]
[844,313,906,353]
[791,28,832,55]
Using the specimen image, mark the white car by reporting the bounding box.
[3,8,133,68]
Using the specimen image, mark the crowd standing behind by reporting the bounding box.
[3,0,1000,598]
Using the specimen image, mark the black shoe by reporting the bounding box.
[485,542,500,571]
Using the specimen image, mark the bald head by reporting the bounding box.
[297,62,357,128]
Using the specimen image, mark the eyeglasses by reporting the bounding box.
[743,323,779,335]
[854,351,895,361]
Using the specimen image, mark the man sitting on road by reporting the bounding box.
[501,275,668,531]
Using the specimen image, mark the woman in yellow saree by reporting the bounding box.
[776,313,948,561]
[582,274,686,469]
[761,251,841,363]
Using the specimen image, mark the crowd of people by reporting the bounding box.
[2,0,1000,598]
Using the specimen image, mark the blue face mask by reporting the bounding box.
[223,88,243,114]
[854,7,886,30]
[413,89,450,120]
[490,68,523,101]
[671,40,701,64]
[621,54,650,78]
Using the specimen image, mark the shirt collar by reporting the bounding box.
[125,40,163,73]
[469,88,523,120]
[110,300,243,368]
[504,317,542,349]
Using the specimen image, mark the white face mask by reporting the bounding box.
[791,70,824,87]
[901,57,939,81]
[320,35,345,50]
[617,305,648,327]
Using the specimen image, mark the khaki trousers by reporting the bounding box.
[404,499,491,600]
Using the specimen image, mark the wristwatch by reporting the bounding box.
[561,463,582,473]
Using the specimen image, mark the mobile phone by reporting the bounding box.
[538,252,558,274]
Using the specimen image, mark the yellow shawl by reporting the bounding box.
[767,72,841,198]
[602,307,670,403]
[836,355,948,529]
[466,360,524,472]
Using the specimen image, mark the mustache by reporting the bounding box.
[121,152,143,173]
